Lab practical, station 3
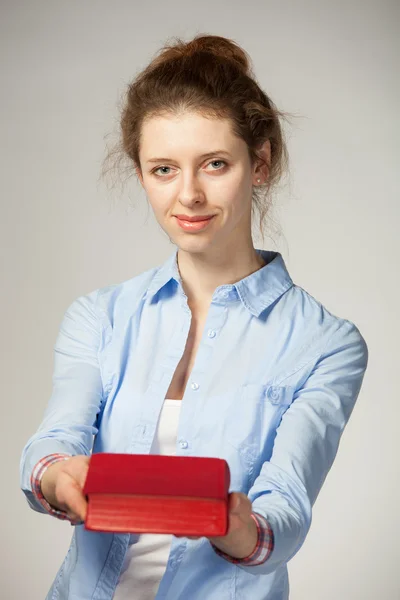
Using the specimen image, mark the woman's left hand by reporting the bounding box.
[176,492,258,560]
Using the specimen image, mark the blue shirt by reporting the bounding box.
[20,248,368,600]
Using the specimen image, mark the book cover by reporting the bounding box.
[83,453,231,536]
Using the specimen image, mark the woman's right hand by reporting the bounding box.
[40,455,90,523]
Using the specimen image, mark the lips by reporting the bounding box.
[174,214,215,232]
[174,214,215,222]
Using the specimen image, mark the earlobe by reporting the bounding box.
[253,165,269,186]
[135,166,144,187]
[254,139,271,184]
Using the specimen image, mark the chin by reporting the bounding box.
[169,233,217,255]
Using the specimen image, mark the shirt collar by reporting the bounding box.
[146,247,294,317]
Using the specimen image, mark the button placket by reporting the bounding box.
[205,298,228,341]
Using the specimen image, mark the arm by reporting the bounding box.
[19,290,106,515]
[214,319,368,570]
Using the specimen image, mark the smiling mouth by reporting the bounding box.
[174,214,215,222]
[174,215,215,231]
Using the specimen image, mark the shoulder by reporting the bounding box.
[62,264,162,331]
[281,283,368,360]
[97,265,160,316]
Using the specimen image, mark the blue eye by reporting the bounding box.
[209,160,226,170]
[151,159,227,178]
[153,166,171,176]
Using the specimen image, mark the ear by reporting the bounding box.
[135,165,144,187]
[252,139,271,186]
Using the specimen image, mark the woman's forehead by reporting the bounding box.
[140,113,243,161]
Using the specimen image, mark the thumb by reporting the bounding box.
[229,492,243,515]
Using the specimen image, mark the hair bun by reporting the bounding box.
[150,34,251,76]
[185,35,250,74]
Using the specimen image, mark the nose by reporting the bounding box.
[178,172,205,208]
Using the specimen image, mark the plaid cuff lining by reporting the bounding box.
[30,453,73,521]
[211,511,274,565]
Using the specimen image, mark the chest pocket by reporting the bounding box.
[226,383,296,476]
[261,384,295,406]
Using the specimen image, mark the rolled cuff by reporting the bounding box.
[211,512,274,565]
[30,453,74,521]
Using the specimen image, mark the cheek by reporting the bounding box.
[218,186,251,221]
[146,189,174,218]
[215,170,251,211]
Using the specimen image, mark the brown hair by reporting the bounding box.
[103,34,294,239]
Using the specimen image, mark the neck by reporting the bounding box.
[176,240,265,310]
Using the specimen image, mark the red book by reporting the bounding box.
[83,453,231,537]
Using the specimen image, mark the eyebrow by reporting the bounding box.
[145,150,232,164]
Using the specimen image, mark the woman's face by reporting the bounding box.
[137,111,266,256]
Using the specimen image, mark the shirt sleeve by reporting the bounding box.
[30,453,74,520]
[210,512,274,565]
[19,290,106,515]
[236,319,368,574]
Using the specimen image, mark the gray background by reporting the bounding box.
[1,1,398,598]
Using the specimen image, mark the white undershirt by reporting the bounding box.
[113,399,182,600]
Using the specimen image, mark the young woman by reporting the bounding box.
[20,34,368,600]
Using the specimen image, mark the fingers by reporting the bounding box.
[54,459,89,522]
[75,457,90,489]
[57,477,86,521]
[229,492,251,517]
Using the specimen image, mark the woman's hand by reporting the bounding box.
[41,460,258,558]
[177,492,258,560]
[40,455,90,523]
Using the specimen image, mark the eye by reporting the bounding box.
[207,160,227,171]
[151,159,228,178]
[152,166,172,177]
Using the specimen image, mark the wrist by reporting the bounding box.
[211,512,259,560]
[31,454,71,513]
[40,461,65,509]
[211,512,274,566]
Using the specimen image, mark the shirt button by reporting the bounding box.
[221,290,229,298]
[191,382,199,390]
[179,440,188,449]
[267,386,281,404]
[207,329,216,338]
